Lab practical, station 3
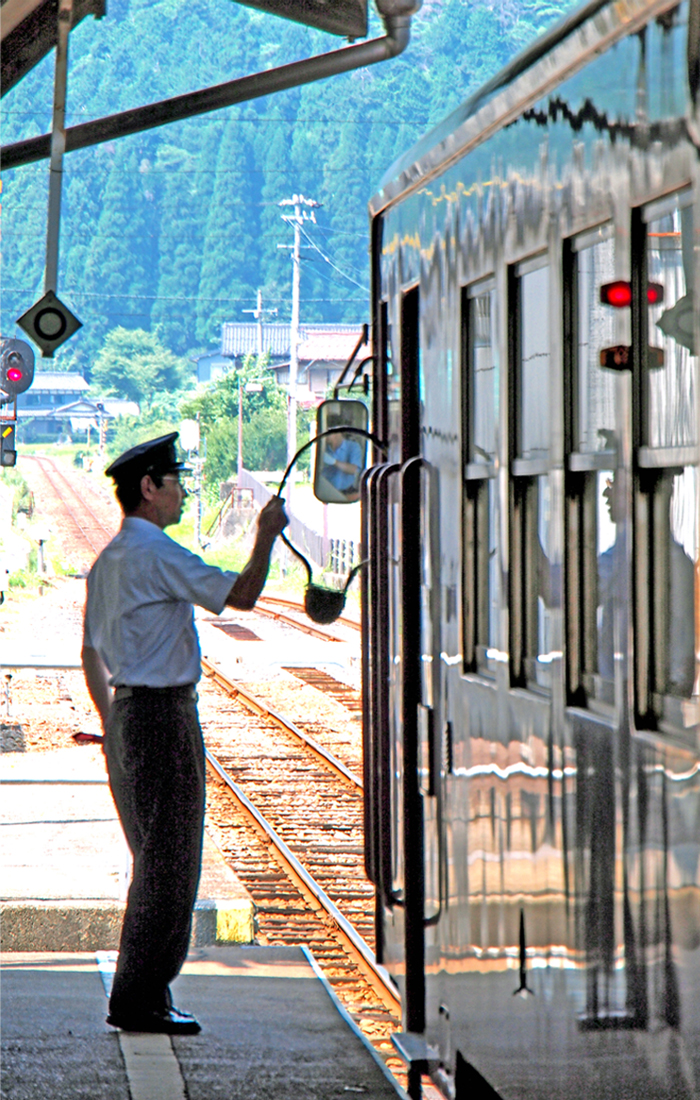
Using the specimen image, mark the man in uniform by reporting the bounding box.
[81,433,287,1035]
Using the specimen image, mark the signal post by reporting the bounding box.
[0,340,35,467]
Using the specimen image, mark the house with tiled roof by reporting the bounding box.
[16,373,139,442]
[16,372,89,441]
[219,323,371,405]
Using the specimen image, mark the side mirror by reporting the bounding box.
[313,399,369,504]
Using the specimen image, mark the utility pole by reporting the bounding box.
[240,290,276,484]
[278,195,320,508]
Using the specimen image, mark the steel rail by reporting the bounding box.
[41,456,114,540]
[205,746,400,1014]
[30,455,100,554]
[201,655,362,790]
[257,595,362,633]
[28,455,112,554]
[250,602,346,643]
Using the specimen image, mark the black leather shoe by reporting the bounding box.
[106,1006,201,1035]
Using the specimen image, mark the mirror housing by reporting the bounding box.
[313,399,369,504]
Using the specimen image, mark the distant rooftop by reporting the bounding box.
[29,372,89,392]
[221,323,368,362]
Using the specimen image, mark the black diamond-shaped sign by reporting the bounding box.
[16,290,82,358]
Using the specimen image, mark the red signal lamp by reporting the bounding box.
[7,367,23,382]
[600,280,632,307]
[599,281,665,307]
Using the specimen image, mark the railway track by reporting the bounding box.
[8,640,410,1088]
[25,455,116,559]
[197,659,407,1085]
[257,594,361,635]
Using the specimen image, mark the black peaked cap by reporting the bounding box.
[105,432,189,484]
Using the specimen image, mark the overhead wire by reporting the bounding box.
[297,223,369,294]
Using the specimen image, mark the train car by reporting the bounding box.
[361,0,700,1096]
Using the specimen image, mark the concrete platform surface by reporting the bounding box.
[0,747,253,950]
[1,946,406,1100]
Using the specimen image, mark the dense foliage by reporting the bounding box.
[2,0,578,374]
[178,351,312,484]
[92,327,189,408]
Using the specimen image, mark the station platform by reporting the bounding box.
[1,945,406,1099]
[0,745,254,950]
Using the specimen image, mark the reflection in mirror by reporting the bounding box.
[313,398,369,504]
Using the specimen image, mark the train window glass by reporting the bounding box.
[572,228,617,454]
[511,258,556,691]
[385,303,402,455]
[662,467,696,700]
[471,284,499,468]
[518,262,550,464]
[635,192,699,731]
[644,192,696,449]
[593,468,620,705]
[566,227,619,709]
[462,280,499,674]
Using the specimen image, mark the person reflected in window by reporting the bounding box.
[321,430,363,501]
[597,470,622,688]
[667,523,695,697]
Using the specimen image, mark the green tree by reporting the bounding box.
[82,143,159,350]
[179,352,293,481]
[92,327,189,410]
[150,127,222,354]
[195,115,259,345]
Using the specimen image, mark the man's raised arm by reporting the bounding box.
[226,497,288,611]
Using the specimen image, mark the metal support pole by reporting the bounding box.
[288,205,301,505]
[195,457,203,549]
[237,379,243,483]
[45,0,73,294]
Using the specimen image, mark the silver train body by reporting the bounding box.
[361,0,700,1096]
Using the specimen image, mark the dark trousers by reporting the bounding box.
[103,684,205,1016]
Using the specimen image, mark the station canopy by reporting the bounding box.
[1,0,369,97]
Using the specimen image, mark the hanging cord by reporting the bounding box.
[274,427,386,622]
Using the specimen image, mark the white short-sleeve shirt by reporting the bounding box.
[83,517,238,687]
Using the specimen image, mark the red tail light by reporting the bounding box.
[599,281,665,307]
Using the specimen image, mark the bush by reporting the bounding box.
[0,467,34,519]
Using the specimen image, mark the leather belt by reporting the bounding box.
[113,684,197,701]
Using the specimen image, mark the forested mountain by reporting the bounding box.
[2,0,576,374]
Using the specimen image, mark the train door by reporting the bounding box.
[366,282,427,1036]
[395,286,426,1034]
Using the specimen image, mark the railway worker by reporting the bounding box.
[81,432,287,1035]
[320,428,363,501]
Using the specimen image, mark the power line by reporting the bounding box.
[297,223,369,294]
[1,289,367,304]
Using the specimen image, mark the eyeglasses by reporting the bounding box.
[162,475,187,494]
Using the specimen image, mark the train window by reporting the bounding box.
[635,191,698,729]
[510,258,556,691]
[643,191,696,449]
[573,226,617,454]
[565,227,619,708]
[384,300,402,455]
[462,279,499,674]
